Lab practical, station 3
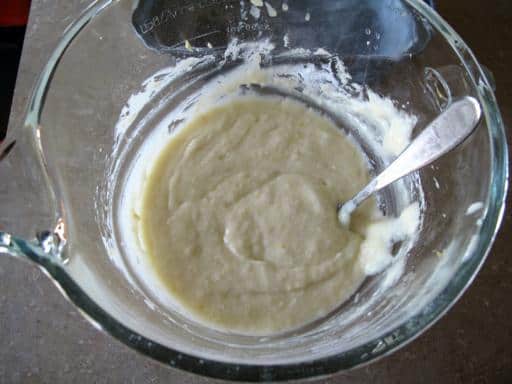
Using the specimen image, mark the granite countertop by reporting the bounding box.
[1,0,510,382]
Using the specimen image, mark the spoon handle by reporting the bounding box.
[339,96,482,225]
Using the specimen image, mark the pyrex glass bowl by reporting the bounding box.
[0,0,508,381]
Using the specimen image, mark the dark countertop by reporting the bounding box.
[1,1,510,382]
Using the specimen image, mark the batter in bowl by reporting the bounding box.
[136,96,419,334]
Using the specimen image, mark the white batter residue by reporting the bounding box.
[359,203,420,275]
[466,201,484,215]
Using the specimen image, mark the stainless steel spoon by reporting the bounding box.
[338,96,482,226]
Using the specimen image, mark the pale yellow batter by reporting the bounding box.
[138,96,381,334]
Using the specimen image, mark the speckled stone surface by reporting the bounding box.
[1,1,510,382]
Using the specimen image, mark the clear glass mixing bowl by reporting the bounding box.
[0,0,508,381]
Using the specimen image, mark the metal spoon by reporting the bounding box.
[338,96,482,226]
